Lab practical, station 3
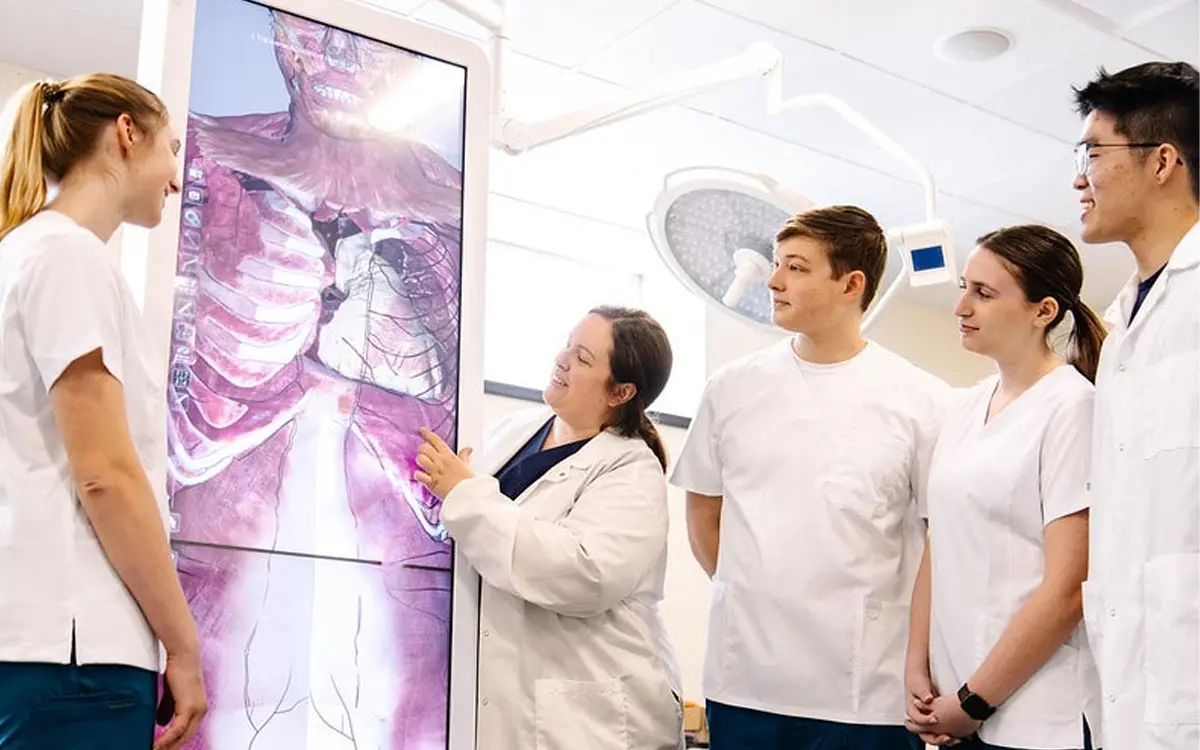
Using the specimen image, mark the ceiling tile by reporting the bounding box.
[1121,0,1200,62]
[416,0,681,68]
[1056,0,1192,30]
[580,1,963,183]
[701,0,1114,104]
[980,36,1162,144]
[496,51,625,122]
[411,1,490,40]
[368,0,433,15]
[964,160,1089,227]
[508,0,680,68]
[888,101,1068,195]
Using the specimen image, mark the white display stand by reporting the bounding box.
[127,1,491,747]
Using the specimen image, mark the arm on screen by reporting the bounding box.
[686,491,722,578]
[50,350,200,658]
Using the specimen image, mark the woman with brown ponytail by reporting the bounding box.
[905,225,1107,750]
[0,75,205,749]
[414,306,684,750]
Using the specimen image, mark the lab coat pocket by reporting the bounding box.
[854,598,908,717]
[535,676,630,750]
[1143,554,1200,727]
[1141,353,1200,459]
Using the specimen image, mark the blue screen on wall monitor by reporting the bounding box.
[911,245,946,272]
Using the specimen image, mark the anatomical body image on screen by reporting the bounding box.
[164,0,467,747]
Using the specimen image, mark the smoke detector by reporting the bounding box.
[934,29,1014,63]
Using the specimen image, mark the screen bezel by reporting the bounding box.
[127,1,490,747]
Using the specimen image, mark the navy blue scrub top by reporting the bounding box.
[1129,263,1166,324]
[495,418,591,501]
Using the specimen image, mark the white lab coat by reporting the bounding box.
[1085,221,1200,750]
[442,407,684,750]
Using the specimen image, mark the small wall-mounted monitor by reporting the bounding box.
[894,220,956,288]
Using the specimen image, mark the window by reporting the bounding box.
[483,241,642,392]
[482,239,706,420]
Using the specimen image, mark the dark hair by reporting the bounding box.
[1073,61,1199,200]
[1,74,168,241]
[775,205,889,310]
[590,306,673,471]
[976,226,1107,382]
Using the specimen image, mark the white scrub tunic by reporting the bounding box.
[671,339,949,725]
[927,366,1101,749]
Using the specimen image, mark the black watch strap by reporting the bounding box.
[958,683,996,721]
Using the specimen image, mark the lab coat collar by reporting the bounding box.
[1106,218,1199,331]
[1167,218,1200,271]
[479,406,619,479]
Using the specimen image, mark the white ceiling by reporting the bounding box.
[1,0,1196,310]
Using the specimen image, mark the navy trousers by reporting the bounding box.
[0,649,157,749]
[954,718,1097,750]
[707,700,926,750]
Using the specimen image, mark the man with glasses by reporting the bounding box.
[1071,61,1198,750]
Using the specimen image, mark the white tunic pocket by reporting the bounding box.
[535,676,630,750]
[853,597,909,718]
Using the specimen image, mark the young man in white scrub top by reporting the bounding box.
[1070,62,1200,750]
[672,205,949,749]
[906,225,1106,750]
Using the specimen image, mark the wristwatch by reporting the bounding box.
[957,683,996,721]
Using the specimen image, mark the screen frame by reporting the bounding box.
[128,1,490,747]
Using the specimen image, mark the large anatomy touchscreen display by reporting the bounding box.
[164,0,467,746]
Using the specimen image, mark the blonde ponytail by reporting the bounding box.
[0,74,166,243]
[0,81,52,241]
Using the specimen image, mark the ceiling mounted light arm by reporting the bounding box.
[435,0,782,154]
[763,67,938,222]
[760,67,952,332]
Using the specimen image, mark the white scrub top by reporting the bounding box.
[1085,221,1200,750]
[670,339,949,725]
[927,366,1100,749]
[0,210,168,672]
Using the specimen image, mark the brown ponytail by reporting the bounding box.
[589,306,674,472]
[1067,299,1107,383]
[0,74,167,242]
[976,226,1108,383]
[0,82,52,241]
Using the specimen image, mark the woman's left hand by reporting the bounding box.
[926,694,981,742]
[415,427,476,499]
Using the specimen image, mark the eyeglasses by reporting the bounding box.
[1074,142,1165,176]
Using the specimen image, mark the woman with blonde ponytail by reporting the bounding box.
[905,225,1104,750]
[0,74,206,750]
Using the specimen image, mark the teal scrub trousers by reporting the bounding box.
[0,642,158,750]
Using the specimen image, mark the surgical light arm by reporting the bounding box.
[436,0,954,331]
[437,0,781,154]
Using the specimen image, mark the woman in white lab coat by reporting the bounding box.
[415,306,684,750]
[905,226,1107,750]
